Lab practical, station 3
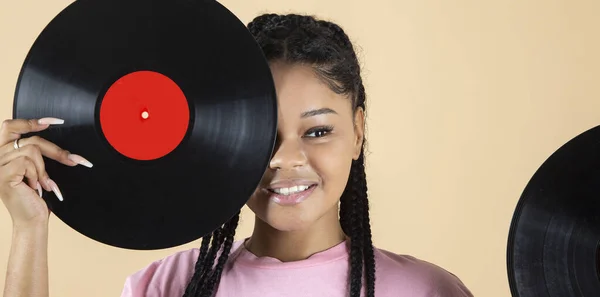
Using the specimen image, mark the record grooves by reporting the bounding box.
[507,125,600,296]
[12,0,277,250]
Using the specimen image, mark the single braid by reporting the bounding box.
[357,151,376,297]
[182,212,240,297]
[341,151,375,297]
[199,212,240,296]
[347,172,364,297]
[182,235,211,296]
[317,20,353,51]
[354,80,373,297]
[247,13,280,36]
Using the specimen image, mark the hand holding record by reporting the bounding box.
[11,0,277,250]
[0,117,92,228]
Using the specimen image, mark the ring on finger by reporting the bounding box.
[13,139,21,150]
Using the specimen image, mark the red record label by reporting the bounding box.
[99,70,190,160]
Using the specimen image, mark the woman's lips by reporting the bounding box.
[264,179,319,206]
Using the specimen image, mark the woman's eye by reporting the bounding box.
[308,130,326,137]
[305,126,333,138]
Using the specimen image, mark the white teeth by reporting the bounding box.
[273,185,310,195]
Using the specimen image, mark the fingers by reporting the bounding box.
[0,135,93,169]
[0,117,64,145]
[19,156,44,198]
[0,156,43,198]
[0,117,87,202]
[0,145,51,191]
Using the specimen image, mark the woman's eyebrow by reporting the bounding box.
[300,108,337,118]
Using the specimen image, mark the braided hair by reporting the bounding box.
[182,13,375,297]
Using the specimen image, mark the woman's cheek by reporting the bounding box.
[306,139,355,183]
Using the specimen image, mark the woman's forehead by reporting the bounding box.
[271,63,348,110]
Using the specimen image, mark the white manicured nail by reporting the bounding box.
[46,179,63,201]
[68,154,93,168]
[38,117,64,125]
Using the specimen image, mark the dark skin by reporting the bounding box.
[0,117,92,297]
[245,62,365,262]
[0,62,365,296]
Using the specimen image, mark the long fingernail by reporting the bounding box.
[38,117,64,125]
[40,178,52,192]
[36,182,43,198]
[68,154,93,168]
[46,179,63,201]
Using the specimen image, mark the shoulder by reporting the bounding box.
[373,247,473,297]
[120,248,199,297]
[120,241,244,297]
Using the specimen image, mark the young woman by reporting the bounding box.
[1,13,473,297]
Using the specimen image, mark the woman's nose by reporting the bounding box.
[269,138,307,170]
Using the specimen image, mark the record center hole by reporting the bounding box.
[141,110,149,120]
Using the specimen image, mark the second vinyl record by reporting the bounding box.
[507,125,600,296]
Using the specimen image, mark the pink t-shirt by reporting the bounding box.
[121,239,473,297]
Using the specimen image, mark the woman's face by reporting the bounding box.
[246,62,364,231]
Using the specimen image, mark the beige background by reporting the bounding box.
[1,0,599,296]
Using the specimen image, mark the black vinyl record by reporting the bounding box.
[507,125,600,296]
[12,0,277,250]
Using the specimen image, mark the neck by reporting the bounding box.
[245,207,347,262]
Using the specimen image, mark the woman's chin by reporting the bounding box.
[259,210,316,232]
[247,188,332,232]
